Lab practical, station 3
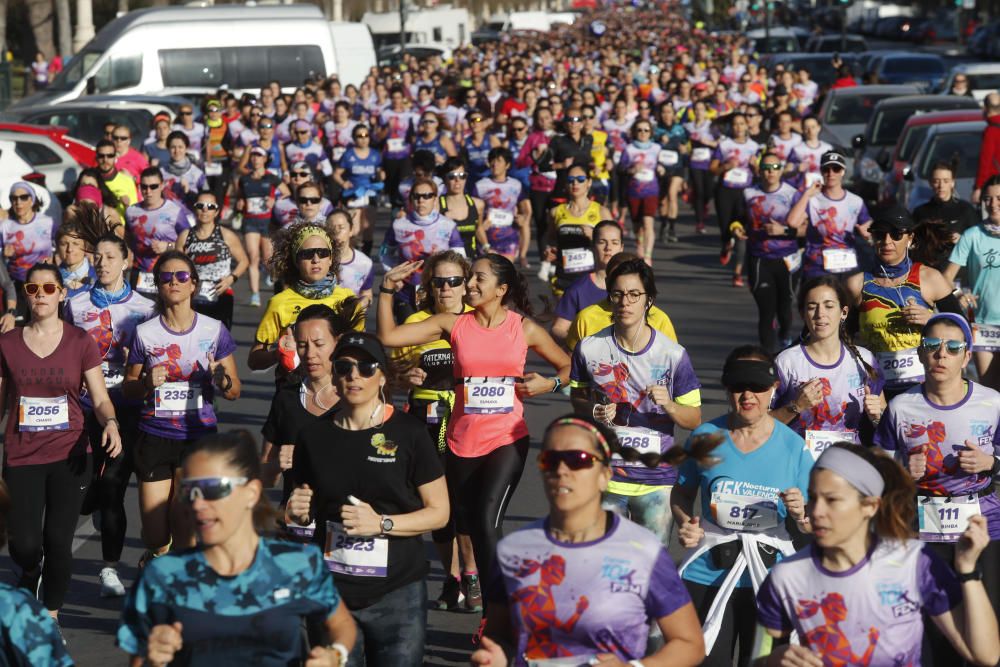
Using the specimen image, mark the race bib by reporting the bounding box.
[154,381,203,417]
[287,520,316,540]
[331,146,347,162]
[972,323,1000,351]
[540,170,557,180]
[324,521,388,577]
[18,395,69,432]
[804,172,823,188]
[821,248,858,273]
[783,250,803,273]
[102,361,125,389]
[488,209,514,227]
[710,491,779,531]
[613,426,660,457]
[463,376,516,415]
[136,271,157,294]
[805,429,857,460]
[723,167,750,187]
[658,150,679,167]
[196,280,219,303]
[877,349,922,384]
[691,147,712,162]
[635,168,656,183]
[246,196,269,215]
[426,401,440,425]
[918,495,980,542]
[386,137,406,153]
[204,162,223,177]
[561,248,595,274]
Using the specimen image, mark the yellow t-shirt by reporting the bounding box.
[254,286,364,344]
[566,300,678,352]
[590,129,610,180]
[104,171,138,222]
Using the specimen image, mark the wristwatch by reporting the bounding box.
[957,568,983,583]
[379,285,397,295]
[380,515,394,534]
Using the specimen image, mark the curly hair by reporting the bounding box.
[268,221,340,288]
[418,250,471,311]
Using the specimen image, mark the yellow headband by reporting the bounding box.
[292,225,332,255]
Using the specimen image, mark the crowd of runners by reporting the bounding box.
[2,1,1000,665]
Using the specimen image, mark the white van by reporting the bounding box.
[363,6,471,49]
[11,4,375,109]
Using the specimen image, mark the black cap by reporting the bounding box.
[871,205,916,232]
[333,332,388,368]
[721,359,777,390]
[820,151,847,169]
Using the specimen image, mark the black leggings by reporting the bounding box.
[383,157,411,208]
[748,256,796,354]
[689,169,714,226]
[5,455,92,610]
[921,538,1000,667]
[193,293,235,332]
[685,581,759,667]
[446,437,530,583]
[715,186,747,264]
[87,411,137,564]
[530,189,553,257]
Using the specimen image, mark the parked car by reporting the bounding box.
[872,16,918,39]
[815,84,920,154]
[900,120,985,209]
[0,122,95,167]
[762,53,862,89]
[805,33,868,52]
[746,28,799,54]
[0,131,83,197]
[1,100,169,150]
[968,21,1000,57]
[866,53,946,91]
[851,94,980,203]
[910,17,959,43]
[877,109,983,205]
[940,63,1000,101]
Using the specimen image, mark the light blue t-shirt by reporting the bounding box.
[949,225,1000,325]
[677,416,813,588]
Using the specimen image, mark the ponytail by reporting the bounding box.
[482,252,533,317]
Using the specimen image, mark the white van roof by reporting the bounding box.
[89,4,324,51]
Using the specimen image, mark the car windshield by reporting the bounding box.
[825,94,889,125]
[968,73,1000,90]
[917,131,981,179]
[872,108,925,145]
[47,50,104,91]
[884,58,944,74]
[898,125,930,162]
[753,37,797,53]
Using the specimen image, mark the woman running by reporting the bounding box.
[65,214,155,599]
[551,221,624,343]
[671,346,813,667]
[683,100,718,236]
[327,209,374,307]
[438,157,485,257]
[377,254,570,599]
[570,258,702,543]
[654,102,689,243]
[2,264,122,621]
[473,415,710,667]
[621,119,663,265]
[160,132,206,209]
[772,275,885,458]
[119,432,357,666]
[757,443,1000,667]
[785,115,832,190]
[286,333,448,665]
[710,112,760,287]
[462,112,500,187]
[474,147,531,267]
[414,111,457,165]
[177,191,249,330]
[123,250,241,563]
[2,182,56,319]
[237,146,286,307]
[334,124,383,254]
[394,250,480,612]
[544,166,611,296]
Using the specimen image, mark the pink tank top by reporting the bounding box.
[448,310,529,457]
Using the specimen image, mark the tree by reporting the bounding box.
[55,0,71,55]
[25,0,56,59]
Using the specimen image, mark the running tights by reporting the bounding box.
[87,412,135,564]
[383,157,411,208]
[5,455,91,610]
[446,437,530,584]
[689,169,714,226]
[748,256,795,354]
[530,189,552,257]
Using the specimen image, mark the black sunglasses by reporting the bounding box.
[298,196,322,205]
[431,276,465,289]
[194,202,219,211]
[292,171,311,178]
[296,247,332,262]
[113,135,130,141]
[872,229,906,242]
[538,449,606,472]
[10,193,33,202]
[333,358,380,378]
[411,192,436,201]
[158,271,192,284]
[139,183,161,191]
[259,123,274,129]
[97,153,116,159]
[446,172,467,180]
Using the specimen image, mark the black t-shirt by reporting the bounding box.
[262,380,338,500]
[550,133,594,196]
[292,409,443,609]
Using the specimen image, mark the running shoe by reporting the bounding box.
[249,292,261,307]
[435,575,465,611]
[536,261,553,281]
[265,274,275,288]
[695,223,706,235]
[99,567,126,598]
[667,224,679,243]
[732,275,745,287]
[462,573,484,613]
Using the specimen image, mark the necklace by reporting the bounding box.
[304,379,334,411]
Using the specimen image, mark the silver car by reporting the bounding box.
[900,120,985,210]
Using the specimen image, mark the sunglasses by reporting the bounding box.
[537,449,606,472]
[431,276,465,289]
[179,111,193,116]
[872,229,906,242]
[292,170,312,178]
[113,135,130,141]
[194,202,219,211]
[512,126,528,132]
[446,171,467,180]
[567,116,583,123]
[582,115,595,120]
[158,271,192,284]
[179,476,248,503]
[298,196,322,205]
[470,117,485,123]
[10,193,33,202]
[760,163,782,171]
[411,192,436,201]
[24,282,59,296]
[97,153,116,159]
[420,119,438,125]
[259,123,274,129]
[139,183,161,191]
[354,133,370,139]
[207,107,221,113]
[821,165,844,173]
[920,337,967,355]
[726,382,773,394]
[567,175,588,184]
[635,128,652,133]
[296,247,333,262]
[333,358,380,378]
